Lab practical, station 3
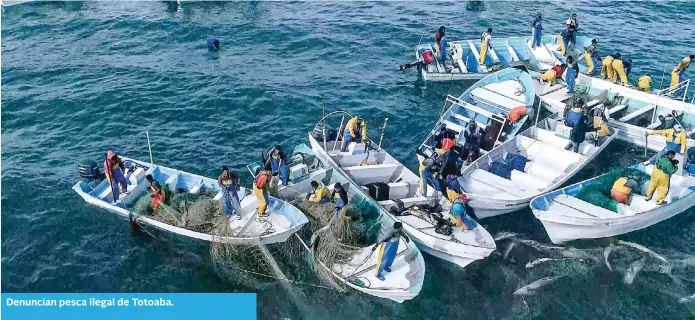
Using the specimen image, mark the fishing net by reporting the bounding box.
[133,189,226,233]
[575,168,650,212]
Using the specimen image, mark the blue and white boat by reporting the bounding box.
[410,34,593,82]
[530,150,695,244]
[418,67,537,159]
[73,156,309,245]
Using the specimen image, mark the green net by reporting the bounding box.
[133,189,225,233]
[575,168,650,212]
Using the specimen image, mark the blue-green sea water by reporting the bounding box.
[3,1,695,319]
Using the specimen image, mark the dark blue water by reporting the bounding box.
[3,2,695,319]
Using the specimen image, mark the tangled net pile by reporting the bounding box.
[576,168,650,212]
[133,190,227,233]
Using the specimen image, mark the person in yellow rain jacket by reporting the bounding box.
[611,55,628,85]
[645,151,679,205]
[253,167,271,217]
[671,55,694,87]
[637,74,652,93]
[601,54,616,80]
[308,180,330,204]
[478,28,492,65]
[643,124,688,165]
[341,116,367,152]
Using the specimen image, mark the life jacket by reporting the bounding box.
[254,171,270,189]
[611,177,632,195]
[565,108,583,127]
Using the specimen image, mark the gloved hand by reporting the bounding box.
[672,159,679,165]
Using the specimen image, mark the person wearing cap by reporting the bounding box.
[611,175,640,205]
[450,194,475,230]
[531,14,543,49]
[341,116,368,152]
[645,150,679,205]
[308,180,330,204]
[584,39,599,75]
[218,167,242,216]
[371,222,410,281]
[478,28,492,65]
[643,124,688,166]
[671,55,694,88]
[637,74,652,93]
[331,182,349,217]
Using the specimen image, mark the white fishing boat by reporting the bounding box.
[307,112,496,269]
[530,151,695,244]
[248,144,426,303]
[72,156,308,245]
[407,34,592,82]
[458,117,618,218]
[417,67,537,161]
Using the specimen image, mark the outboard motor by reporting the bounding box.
[78,159,104,188]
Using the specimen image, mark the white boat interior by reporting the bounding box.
[73,157,309,244]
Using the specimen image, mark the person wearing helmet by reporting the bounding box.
[478,28,492,65]
[218,167,241,216]
[450,194,475,230]
[371,222,410,281]
[103,150,128,203]
[531,14,543,49]
[611,175,640,205]
[584,39,599,75]
[308,180,330,204]
[341,116,368,152]
[643,123,688,166]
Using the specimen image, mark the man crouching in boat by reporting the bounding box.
[218,167,242,216]
[450,194,475,230]
[104,150,128,203]
[254,167,271,217]
[645,150,679,205]
[610,175,640,205]
[341,116,367,152]
[146,174,167,212]
[307,180,330,204]
[371,222,410,281]
[331,182,349,217]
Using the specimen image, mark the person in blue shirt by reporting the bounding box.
[531,14,543,49]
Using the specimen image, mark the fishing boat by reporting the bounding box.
[417,67,537,162]
[407,34,593,82]
[248,144,426,303]
[458,117,618,218]
[538,73,695,153]
[72,156,308,245]
[308,112,496,268]
[530,150,695,244]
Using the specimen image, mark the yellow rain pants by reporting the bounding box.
[253,184,267,215]
[585,54,594,75]
[611,59,628,85]
[645,168,670,205]
[446,189,460,202]
[539,69,557,83]
[601,56,615,80]
[556,33,565,56]
[637,75,652,92]
[478,42,489,65]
